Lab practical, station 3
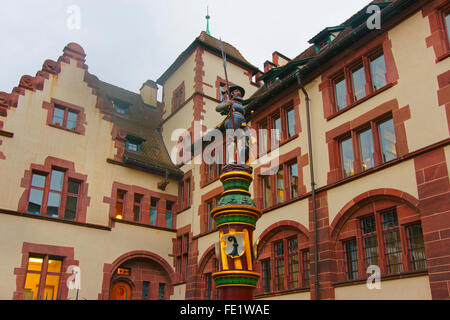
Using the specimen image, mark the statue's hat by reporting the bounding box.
[229,85,245,98]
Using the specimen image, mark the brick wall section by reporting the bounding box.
[414,147,450,299]
[308,191,336,300]
[184,236,201,299]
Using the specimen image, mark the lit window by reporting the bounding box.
[262,175,271,209]
[276,166,285,204]
[115,190,126,219]
[24,255,63,300]
[379,118,397,162]
[288,162,298,199]
[359,128,374,171]
[340,137,354,178]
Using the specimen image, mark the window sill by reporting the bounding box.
[327,83,395,121]
[112,217,176,232]
[333,270,428,287]
[48,123,82,135]
[0,129,13,138]
[254,286,310,299]
[437,50,450,63]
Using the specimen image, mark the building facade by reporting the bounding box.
[0,0,449,300]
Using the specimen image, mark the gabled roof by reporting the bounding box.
[157,31,260,84]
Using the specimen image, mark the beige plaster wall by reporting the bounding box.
[334,276,432,300]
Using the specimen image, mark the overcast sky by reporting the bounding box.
[1,0,371,94]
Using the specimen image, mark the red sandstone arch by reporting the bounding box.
[99,250,175,300]
[329,188,420,241]
[255,220,310,259]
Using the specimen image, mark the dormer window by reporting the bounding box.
[113,99,130,116]
[125,135,145,153]
[309,26,345,53]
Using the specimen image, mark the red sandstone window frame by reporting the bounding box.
[175,233,190,283]
[423,1,450,62]
[178,172,192,212]
[338,205,426,282]
[256,102,298,156]
[43,98,86,135]
[172,82,185,113]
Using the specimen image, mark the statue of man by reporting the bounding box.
[216,85,250,164]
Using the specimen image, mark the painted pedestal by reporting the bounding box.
[211,164,262,300]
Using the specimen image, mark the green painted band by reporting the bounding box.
[214,276,259,287]
[215,215,257,226]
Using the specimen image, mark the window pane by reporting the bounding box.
[142,281,149,299]
[286,108,295,138]
[340,137,354,177]
[344,239,358,280]
[117,190,126,201]
[31,174,46,188]
[67,180,80,195]
[335,77,347,110]
[52,107,64,126]
[263,175,271,209]
[384,229,403,273]
[379,118,397,162]
[302,250,310,286]
[67,111,77,130]
[24,273,41,300]
[151,197,158,207]
[359,128,374,170]
[126,141,138,152]
[47,259,62,273]
[207,201,213,231]
[276,167,285,204]
[50,170,64,191]
[370,53,387,90]
[44,274,60,300]
[288,238,299,289]
[259,121,268,155]
[158,283,165,300]
[166,212,172,228]
[262,260,271,293]
[352,65,366,101]
[361,216,378,267]
[362,216,377,234]
[150,208,157,225]
[28,257,43,271]
[273,115,281,143]
[47,192,61,217]
[64,196,78,220]
[407,224,427,271]
[289,163,298,199]
[28,188,44,214]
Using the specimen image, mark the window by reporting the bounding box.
[340,137,354,178]
[113,99,130,116]
[202,140,226,186]
[337,117,397,179]
[261,259,271,293]
[256,104,298,156]
[276,166,285,204]
[334,76,347,111]
[301,250,310,286]
[332,51,388,112]
[344,239,358,280]
[166,201,173,228]
[158,283,165,300]
[358,128,374,171]
[287,238,299,289]
[27,169,82,220]
[262,175,271,209]
[52,105,78,130]
[340,207,426,281]
[172,83,185,112]
[406,224,427,271]
[115,190,126,219]
[150,197,158,225]
[288,162,299,199]
[205,198,219,232]
[205,273,213,300]
[445,11,450,42]
[274,241,285,291]
[260,158,301,209]
[64,180,81,220]
[24,255,63,300]
[125,135,144,153]
[142,281,149,299]
[133,194,142,222]
[351,64,366,101]
[179,177,191,211]
[175,233,189,282]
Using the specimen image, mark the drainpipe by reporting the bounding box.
[296,71,319,300]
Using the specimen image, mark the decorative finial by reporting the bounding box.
[206,6,211,35]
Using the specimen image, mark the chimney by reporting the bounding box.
[140,80,158,107]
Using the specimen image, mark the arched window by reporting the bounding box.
[334,196,426,282]
[199,249,219,300]
[256,223,310,295]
